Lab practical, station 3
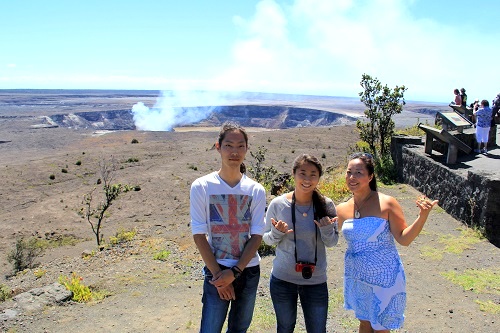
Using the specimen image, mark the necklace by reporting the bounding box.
[353,191,373,219]
[295,202,312,217]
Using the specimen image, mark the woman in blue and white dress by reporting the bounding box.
[335,153,438,333]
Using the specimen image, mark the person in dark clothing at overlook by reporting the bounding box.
[460,88,467,108]
[491,93,500,127]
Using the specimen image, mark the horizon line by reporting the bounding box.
[0,88,446,105]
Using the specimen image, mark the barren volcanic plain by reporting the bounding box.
[0,90,497,333]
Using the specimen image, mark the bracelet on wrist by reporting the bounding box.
[230,266,242,279]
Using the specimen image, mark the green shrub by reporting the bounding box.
[75,160,82,166]
[350,141,396,184]
[49,174,55,180]
[375,154,397,185]
[59,273,93,303]
[34,268,47,279]
[395,122,425,136]
[7,237,45,273]
[131,138,139,144]
[0,284,12,302]
[153,250,171,261]
[353,140,370,153]
[258,241,275,257]
[109,228,136,245]
[126,157,139,163]
[319,165,351,203]
[248,146,279,188]
[61,168,68,173]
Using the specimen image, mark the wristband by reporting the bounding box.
[230,266,242,279]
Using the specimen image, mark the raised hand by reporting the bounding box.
[314,216,337,227]
[416,196,439,217]
[271,218,293,234]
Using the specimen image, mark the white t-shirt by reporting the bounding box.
[190,172,266,268]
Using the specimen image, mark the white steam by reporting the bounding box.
[131,90,228,131]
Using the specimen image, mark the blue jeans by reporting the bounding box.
[270,275,328,333]
[200,265,260,333]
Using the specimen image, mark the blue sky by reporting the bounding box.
[1,0,498,102]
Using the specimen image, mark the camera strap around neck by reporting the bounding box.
[291,192,318,265]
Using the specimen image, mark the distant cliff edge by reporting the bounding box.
[42,105,359,131]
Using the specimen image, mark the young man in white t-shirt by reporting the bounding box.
[190,122,266,332]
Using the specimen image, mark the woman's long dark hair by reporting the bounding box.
[292,154,331,219]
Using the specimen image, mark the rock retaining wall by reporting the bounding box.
[392,135,500,247]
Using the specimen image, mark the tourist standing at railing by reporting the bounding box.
[460,88,468,108]
[335,153,438,333]
[473,100,493,154]
[491,93,500,127]
[472,98,480,112]
[450,88,462,106]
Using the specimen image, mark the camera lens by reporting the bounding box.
[302,266,313,279]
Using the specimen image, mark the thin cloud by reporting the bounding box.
[210,0,499,102]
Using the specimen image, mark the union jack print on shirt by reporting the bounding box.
[209,194,252,260]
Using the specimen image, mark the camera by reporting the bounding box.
[295,262,315,279]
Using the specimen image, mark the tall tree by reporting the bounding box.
[357,73,407,158]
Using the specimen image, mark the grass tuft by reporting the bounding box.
[420,227,484,259]
[153,250,171,261]
[439,228,483,254]
[440,268,500,295]
[420,246,444,260]
[475,300,500,314]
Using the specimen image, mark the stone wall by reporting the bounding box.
[391,135,500,247]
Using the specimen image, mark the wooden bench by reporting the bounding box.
[418,124,472,164]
